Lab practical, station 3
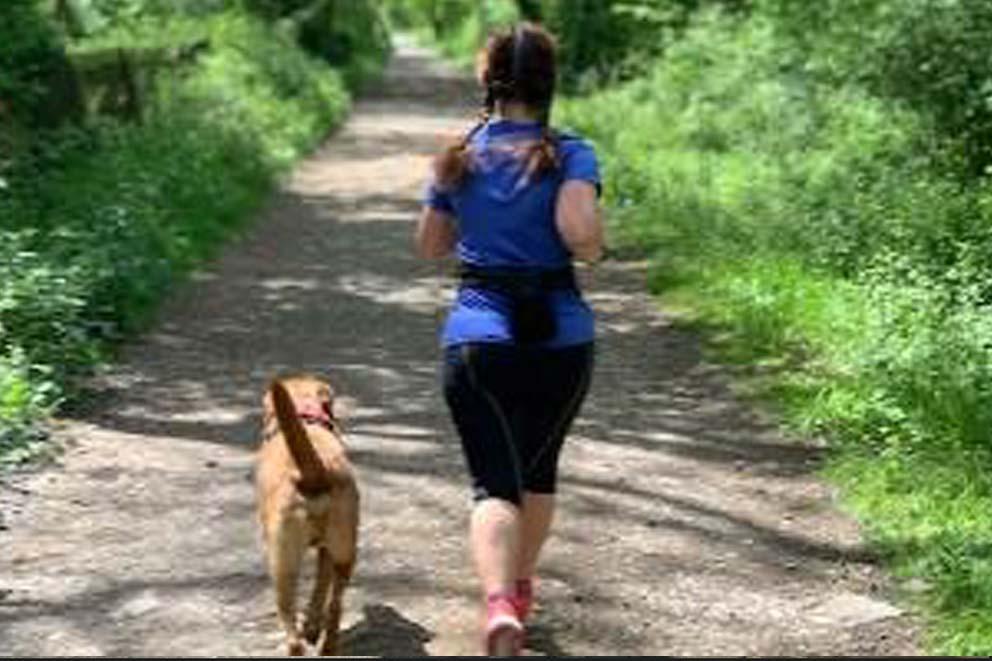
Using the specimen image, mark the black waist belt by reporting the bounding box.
[457,264,578,293]
[457,264,576,343]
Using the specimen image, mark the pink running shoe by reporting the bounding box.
[513,578,534,621]
[485,592,524,656]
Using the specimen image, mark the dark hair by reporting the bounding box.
[434,22,560,189]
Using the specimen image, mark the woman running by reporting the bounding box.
[415,22,604,656]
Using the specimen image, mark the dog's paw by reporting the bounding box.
[286,639,306,656]
[318,636,339,657]
[302,618,322,645]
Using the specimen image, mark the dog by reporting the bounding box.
[256,373,359,656]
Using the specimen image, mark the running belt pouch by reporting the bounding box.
[458,265,570,344]
[510,286,556,344]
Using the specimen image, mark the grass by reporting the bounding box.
[557,6,992,654]
[663,255,992,654]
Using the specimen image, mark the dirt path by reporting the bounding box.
[0,42,920,656]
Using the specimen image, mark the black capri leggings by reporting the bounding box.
[442,342,594,506]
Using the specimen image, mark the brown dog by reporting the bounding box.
[256,374,359,656]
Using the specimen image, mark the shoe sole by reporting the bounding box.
[486,615,524,655]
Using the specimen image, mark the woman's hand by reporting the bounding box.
[415,206,458,259]
[556,180,604,262]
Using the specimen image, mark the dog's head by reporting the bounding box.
[262,372,352,422]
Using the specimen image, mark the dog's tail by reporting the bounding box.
[270,380,331,496]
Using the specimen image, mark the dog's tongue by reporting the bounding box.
[296,399,333,426]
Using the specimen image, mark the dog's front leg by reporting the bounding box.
[303,548,333,645]
[270,524,307,656]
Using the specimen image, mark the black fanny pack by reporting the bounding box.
[458,264,578,344]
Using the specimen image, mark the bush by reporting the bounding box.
[0,11,354,464]
[0,348,57,467]
[445,0,519,63]
[559,4,992,653]
[288,0,391,88]
[180,14,350,164]
[394,0,749,86]
[757,0,992,174]
[0,0,83,133]
[390,0,519,64]
[544,0,684,87]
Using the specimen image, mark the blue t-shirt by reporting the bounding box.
[424,118,601,348]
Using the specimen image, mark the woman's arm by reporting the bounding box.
[556,180,604,262]
[414,206,458,259]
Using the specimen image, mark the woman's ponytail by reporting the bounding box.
[433,86,495,189]
[528,113,560,178]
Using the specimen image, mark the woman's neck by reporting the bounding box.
[495,101,541,122]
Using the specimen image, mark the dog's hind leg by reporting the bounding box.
[319,497,358,656]
[318,560,354,656]
[270,522,307,656]
[303,548,332,646]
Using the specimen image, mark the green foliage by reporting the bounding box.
[235,0,311,18]
[0,0,79,128]
[442,0,519,64]
[388,0,519,64]
[395,0,747,86]
[757,0,992,174]
[52,0,390,90]
[869,1,992,175]
[540,0,712,86]
[560,4,992,653]
[0,11,357,465]
[286,0,391,88]
[50,0,230,38]
[386,0,477,34]
[180,14,350,163]
[0,347,57,467]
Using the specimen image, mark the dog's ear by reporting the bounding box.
[316,382,342,420]
[317,382,334,404]
[331,395,357,421]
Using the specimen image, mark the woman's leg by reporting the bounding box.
[515,344,595,604]
[517,492,554,580]
[443,345,527,654]
[472,498,522,595]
